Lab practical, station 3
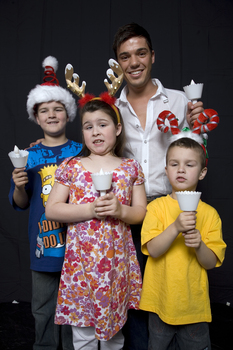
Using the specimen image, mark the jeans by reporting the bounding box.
[31,270,74,350]
[148,312,211,350]
[122,224,149,350]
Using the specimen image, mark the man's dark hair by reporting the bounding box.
[112,23,153,58]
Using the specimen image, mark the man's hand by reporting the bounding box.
[25,138,44,149]
[186,101,204,127]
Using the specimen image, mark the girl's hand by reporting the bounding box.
[94,192,121,219]
[12,168,28,189]
[183,228,202,248]
[174,211,196,234]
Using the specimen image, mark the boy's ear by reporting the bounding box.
[199,167,207,180]
[35,115,40,125]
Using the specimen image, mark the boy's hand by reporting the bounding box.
[174,211,196,234]
[12,167,28,189]
[94,192,121,219]
[183,228,202,248]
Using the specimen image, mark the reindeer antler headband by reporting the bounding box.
[157,109,219,165]
[64,59,124,123]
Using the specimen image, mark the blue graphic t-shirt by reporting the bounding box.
[9,140,82,272]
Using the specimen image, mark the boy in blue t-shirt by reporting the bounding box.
[9,56,82,349]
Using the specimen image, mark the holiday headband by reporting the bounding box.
[157,109,219,165]
[64,59,124,124]
[27,56,77,123]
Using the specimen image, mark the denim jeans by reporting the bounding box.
[31,270,74,350]
[148,312,211,350]
[122,224,149,350]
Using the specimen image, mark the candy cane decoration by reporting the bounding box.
[158,109,219,136]
[157,110,180,135]
[192,109,219,134]
[157,108,219,167]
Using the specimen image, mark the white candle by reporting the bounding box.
[14,145,20,158]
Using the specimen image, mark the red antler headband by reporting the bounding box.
[64,59,123,124]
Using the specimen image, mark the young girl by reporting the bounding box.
[45,97,147,350]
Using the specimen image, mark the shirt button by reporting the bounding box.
[144,160,147,163]
[144,140,147,144]
[136,124,139,128]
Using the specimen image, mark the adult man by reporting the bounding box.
[112,23,203,350]
[113,23,203,199]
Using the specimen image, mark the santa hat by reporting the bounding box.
[27,56,77,122]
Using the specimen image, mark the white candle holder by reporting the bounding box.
[183,79,203,104]
[91,169,113,196]
[8,145,29,168]
[176,191,201,211]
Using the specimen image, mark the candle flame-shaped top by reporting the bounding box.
[14,145,20,155]
[14,145,20,158]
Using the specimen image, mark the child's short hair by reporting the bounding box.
[79,99,125,157]
[166,137,206,169]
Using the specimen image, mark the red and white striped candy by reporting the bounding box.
[192,109,219,134]
[157,110,180,135]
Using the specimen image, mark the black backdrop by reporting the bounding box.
[0,0,232,305]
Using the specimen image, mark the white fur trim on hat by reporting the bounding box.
[27,85,77,122]
[26,56,77,122]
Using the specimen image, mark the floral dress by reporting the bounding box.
[54,157,144,341]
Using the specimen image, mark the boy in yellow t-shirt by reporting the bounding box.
[140,137,226,350]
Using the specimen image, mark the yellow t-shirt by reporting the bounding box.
[140,195,226,325]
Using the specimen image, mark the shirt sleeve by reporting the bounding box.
[55,157,72,187]
[201,208,226,267]
[133,159,145,186]
[141,200,164,255]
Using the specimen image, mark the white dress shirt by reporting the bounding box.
[116,79,189,197]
